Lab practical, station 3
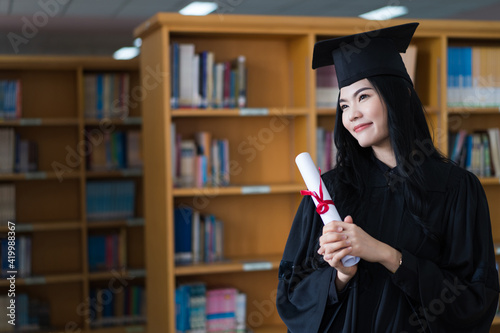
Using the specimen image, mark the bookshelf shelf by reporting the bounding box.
[0,220,81,232]
[0,118,79,126]
[174,255,281,276]
[171,107,310,117]
[172,183,304,197]
[0,172,80,181]
[89,325,146,333]
[0,273,83,286]
[480,178,500,186]
[449,107,500,114]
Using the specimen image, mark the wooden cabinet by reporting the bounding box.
[0,56,145,333]
[135,14,500,332]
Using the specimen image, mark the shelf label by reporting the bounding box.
[24,276,46,285]
[126,217,145,227]
[128,269,146,278]
[123,117,142,125]
[20,118,42,126]
[16,224,34,232]
[242,261,273,271]
[25,172,47,180]
[239,108,269,116]
[241,185,271,195]
[121,169,143,177]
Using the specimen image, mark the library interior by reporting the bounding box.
[1,1,500,332]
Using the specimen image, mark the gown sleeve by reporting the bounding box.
[391,170,500,332]
[276,196,350,332]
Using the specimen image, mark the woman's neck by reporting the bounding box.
[372,147,397,168]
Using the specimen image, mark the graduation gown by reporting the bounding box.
[277,156,499,332]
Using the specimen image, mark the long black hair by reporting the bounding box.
[331,75,447,223]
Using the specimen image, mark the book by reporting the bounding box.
[206,288,237,332]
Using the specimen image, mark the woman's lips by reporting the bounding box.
[353,122,372,133]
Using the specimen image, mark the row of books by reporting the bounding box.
[0,128,38,174]
[88,231,127,272]
[1,236,31,278]
[86,180,136,221]
[0,184,15,225]
[0,294,50,331]
[447,46,500,107]
[175,283,247,333]
[317,127,337,173]
[89,285,146,328]
[84,73,131,119]
[172,126,231,188]
[174,206,224,264]
[171,43,247,109]
[86,129,143,171]
[449,128,500,177]
[0,80,21,120]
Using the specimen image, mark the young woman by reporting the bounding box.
[277,23,499,332]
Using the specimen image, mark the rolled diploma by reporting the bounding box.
[295,152,360,267]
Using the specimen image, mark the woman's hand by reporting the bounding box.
[318,215,402,289]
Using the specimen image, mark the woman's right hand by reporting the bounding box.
[318,215,358,290]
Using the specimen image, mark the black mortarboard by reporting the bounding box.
[312,22,419,88]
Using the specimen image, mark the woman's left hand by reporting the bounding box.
[319,215,401,272]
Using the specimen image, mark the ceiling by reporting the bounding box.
[1,0,500,56]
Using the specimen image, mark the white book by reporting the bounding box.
[180,140,196,187]
[192,54,201,108]
[178,44,195,107]
[206,52,215,108]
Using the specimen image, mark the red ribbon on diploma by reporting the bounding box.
[300,168,335,215]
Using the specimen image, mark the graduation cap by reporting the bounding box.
[312,22,419,88]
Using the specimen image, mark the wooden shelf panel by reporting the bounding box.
[175,255,281,276]
[173,183,304,197]
[0,118,79,126]
[88,324,146,333]
[0,221,81,232]
[480,178,500,186]
[171,107,309,117]
[493,315,500,326]
[0,171,80,181]
[449,107,500,114]
[0,273,83,286]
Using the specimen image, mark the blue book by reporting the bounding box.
[171,43,180,109]
[88,235,106,271]
[174,206,193,263]
[176,285,191,332]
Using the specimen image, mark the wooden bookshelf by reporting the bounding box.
[0,56,145,332]
[135,13,500,333]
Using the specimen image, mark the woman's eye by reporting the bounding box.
[340,104,348,110]
[359,94,368,101]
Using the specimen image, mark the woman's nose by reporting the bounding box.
[349,109,362,122]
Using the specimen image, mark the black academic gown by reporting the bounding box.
[277,156,500,332]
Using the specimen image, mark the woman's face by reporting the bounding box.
[339,78,391,151]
